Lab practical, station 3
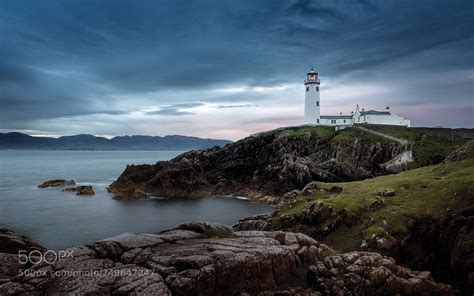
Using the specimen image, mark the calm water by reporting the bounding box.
[0,150,272,250]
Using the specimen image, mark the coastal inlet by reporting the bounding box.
[0,150,272,250]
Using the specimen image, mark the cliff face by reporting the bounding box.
[108,126,405,201]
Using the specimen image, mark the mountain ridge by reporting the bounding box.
[0,132,232,150]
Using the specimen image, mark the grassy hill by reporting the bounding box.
[279,144,473,251]
[255,124,472,169]
[356,124,474,167]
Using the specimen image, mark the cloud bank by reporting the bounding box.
[0,0,472,140]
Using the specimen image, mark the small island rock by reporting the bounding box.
[38,179,76,188]
[64,185,95,195]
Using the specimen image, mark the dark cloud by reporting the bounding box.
[0,0,472,135]
[289,0,345,20]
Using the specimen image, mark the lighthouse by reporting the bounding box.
[304,68,321,125]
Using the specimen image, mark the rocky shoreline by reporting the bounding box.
[107,126,407,202]
[0,223,454,295]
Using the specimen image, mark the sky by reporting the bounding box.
[0,0,473,140]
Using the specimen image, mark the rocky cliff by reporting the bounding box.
[109,125,469,202]
[108,126,410,201]
[234,146,474,294]
[0,223,454,295]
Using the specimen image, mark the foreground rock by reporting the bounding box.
[0,229,46,254]
[64,185,95,195]
[38,179,76,188]
[0,222,453,295]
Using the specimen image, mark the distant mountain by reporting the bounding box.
[0,132,232,150]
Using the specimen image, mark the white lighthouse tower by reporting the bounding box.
[304,68,321,125]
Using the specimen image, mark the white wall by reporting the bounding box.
[320,118,352,126]
[356,114,410,127]
[304,83,320,124]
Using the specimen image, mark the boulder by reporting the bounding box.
[443,142,473,163]
[373,188,395,197]
[368,199,384,211]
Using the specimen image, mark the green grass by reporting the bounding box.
[332,127,392,146]
[282,199,311,216]
[279,156,474,252]
[279,125,335,140]
[357,125,461,167]
[281,189,332,216]
[246,125,466,174]
[323,225,363,253]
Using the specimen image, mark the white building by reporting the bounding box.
[304,68,410,128]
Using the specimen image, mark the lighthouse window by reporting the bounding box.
[316,101,319,106]
[316,87,319,91]
[306,87,309,92]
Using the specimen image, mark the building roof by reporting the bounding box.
[360,110,391,115]
[307,67,318,75]
[321,115,353,119]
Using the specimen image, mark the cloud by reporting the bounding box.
[145,103,205,116]
[216,104,259,109]
[0,0,472,138]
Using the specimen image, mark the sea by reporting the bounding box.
[0,150,272,250]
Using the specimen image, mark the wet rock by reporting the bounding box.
[38,179,75,188]
[0,228,46,254]
[64,185,95,195]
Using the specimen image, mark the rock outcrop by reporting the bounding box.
[0,223,454,295]
[108,126,405,201]
[64,185,95,195]
[443,142,473,163]
[236,207,474,294]
[0,229,46,254]
[38,179,76,188]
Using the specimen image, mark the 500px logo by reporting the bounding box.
[18,250,74,265]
